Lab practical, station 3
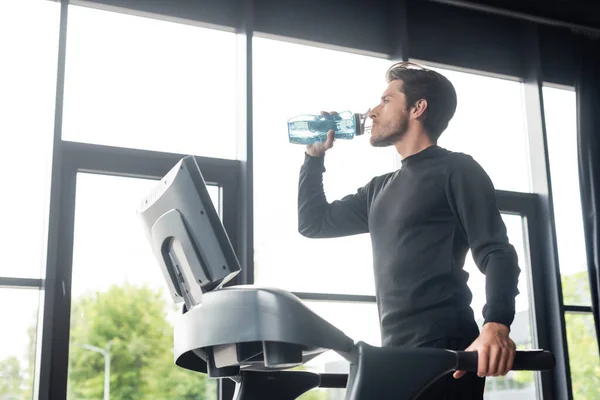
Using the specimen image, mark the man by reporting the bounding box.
[297,62,520,399]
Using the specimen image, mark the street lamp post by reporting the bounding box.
[77,343,110,400]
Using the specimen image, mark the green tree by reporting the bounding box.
[298,388,330,400]
[565,313,600,399]
[0,356,24,398]
[23,316,37,400]
[0,308,38,400]
[508,271,600,398]
[67,283,214,400]
[562,270,600,399]
[562,269,593,305]
[144,341,217,400]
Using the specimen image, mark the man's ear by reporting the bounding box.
[411,99,428,119]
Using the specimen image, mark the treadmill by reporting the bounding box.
[137,155,555,400]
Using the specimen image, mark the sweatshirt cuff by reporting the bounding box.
[302,152,326,172]
[483,306,515,329]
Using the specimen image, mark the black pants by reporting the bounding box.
[415,337,485,400]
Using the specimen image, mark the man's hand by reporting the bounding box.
[453,322,516,379]
[305,111,336,157]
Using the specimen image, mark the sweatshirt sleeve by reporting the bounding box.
[446,154,521,328]
[298,153,370,238]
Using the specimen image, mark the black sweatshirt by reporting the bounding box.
[298,145,520,348]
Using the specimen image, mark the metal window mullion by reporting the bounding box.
[60,141,241,183]
[495,190,538,214]
[215,1,255,398]
[0,278,44,289]
[233,0,254,288]
[38,0,70,399]
[521,22,571,400]
[563,305,594,314]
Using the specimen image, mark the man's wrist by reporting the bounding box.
[482,322,510,335]
[305,149,326,158]
[302,152,326,173]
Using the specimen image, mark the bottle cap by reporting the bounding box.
[354,109,372,136]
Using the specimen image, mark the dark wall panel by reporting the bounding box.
[539,25,576,87]
[466,0,600,32]
[254,0,392,56]
[407,0,526,78]
[79,0,239,29]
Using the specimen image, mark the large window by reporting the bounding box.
[0,1,60,398]
[4,1,586,399]
[67,174,219,399]
[0,0,60,279]
[543,85,600,399]
[62,4,238,159]
[422,63,531,193]
[253,37,395,296]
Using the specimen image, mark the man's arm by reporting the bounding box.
[298,153,370,238]
[446,154,520,327]
[446,154,520,379]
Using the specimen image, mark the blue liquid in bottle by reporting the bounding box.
[288,111,365,145]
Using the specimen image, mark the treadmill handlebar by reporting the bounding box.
[456,349,555,371]
[315,350,555,390]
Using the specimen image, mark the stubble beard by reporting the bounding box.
[369,117,409,148]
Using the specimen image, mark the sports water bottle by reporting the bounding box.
[287,110,371,145]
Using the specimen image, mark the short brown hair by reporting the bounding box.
[386,62,457,142]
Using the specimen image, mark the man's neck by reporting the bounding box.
[394,130,435,159]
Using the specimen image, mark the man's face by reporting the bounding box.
[368,80,410,147]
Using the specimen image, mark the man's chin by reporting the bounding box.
[369,135,393,147]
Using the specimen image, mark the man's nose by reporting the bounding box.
[369,107,378,119]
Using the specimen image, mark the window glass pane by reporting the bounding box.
[62,5,237,159]
[68,174,219,399]
[422,64,531,193]
[465,214,538,398]
[0,288,42,399]
[253,37,396,295]
[0,0,60,278]
[565,312,600,400]
[543,86,592,306]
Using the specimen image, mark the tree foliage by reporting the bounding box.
[0,313,36,400]
[0,356,24,398]
[67,283,215,400]
[562,271,600,399]
[508,271,600,398]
